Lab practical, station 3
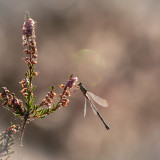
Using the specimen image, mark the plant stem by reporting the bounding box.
[18,116,28,160]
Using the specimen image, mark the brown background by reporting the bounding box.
[0,0,160,160]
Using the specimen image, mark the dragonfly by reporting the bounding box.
[78,82,110,130]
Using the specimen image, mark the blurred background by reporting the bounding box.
[0,0,160,159]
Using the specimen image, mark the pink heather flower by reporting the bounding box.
[22,18,35,38]
[11,98,24,111]
[65,91,70,97]
[22,13,38,69]
[32,54,38,58]
[20,78,29,88]
[62,98,69,107]
[59,84,64,88]
[48,92,56,99]
[66,77,78,89]
[10,125,20,133]
[31,60,37,64]
[33,72,38,76]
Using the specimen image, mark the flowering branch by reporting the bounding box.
[0,87,24,116]
[31,76,78,118]
[0,12,79,159]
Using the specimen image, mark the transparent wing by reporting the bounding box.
[89,100,98,115]
[86,94,97,115]
[84,97,87,117]
[87,91,108,107]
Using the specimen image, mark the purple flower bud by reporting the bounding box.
[66,77,78,89]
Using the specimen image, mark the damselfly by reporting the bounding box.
[78,82,110,130]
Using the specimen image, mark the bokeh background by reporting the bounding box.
[0,0,160,160]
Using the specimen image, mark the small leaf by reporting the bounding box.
[25,70,29,78]
[38,115,45,118]
[50,86,54,92]
[14,113,22,117]
[25,11,30,20]
[25,96,29,104]
[33,112,37,117]
[52,104,55,108]
[30,105,37,114]
[31,86,36,92]
[44,108,49,114]
[49,109,55,113]
[29,96,36,106]
[50,104,56,113]
[39,109,44,115]
[70,74,73,79]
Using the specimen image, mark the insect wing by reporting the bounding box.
[84,97,87,117]
[87,91,108,107]
[89,99,98,115]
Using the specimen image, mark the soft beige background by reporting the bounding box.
[0,0,160,160]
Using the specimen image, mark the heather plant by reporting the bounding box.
[0,12,110,160]
[0,12,79,160]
